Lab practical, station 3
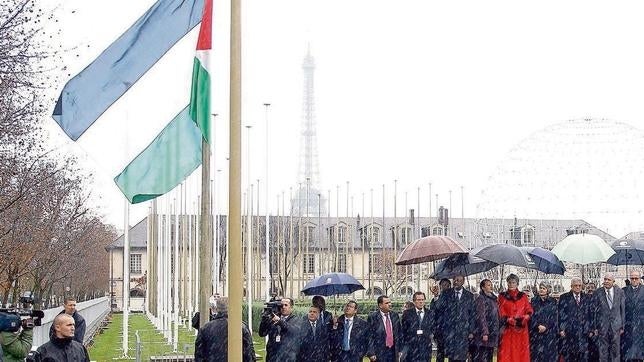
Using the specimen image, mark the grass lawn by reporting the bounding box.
[89,314,196,361]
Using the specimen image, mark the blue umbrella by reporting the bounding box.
[301,272,365,296]
[521,246,566,275]
[430,251,498,279]
[607,239,644,265]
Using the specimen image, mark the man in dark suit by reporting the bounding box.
[593,273,626,362]
[313,295,333,325]
[366,295,401,362]
[431,278,451,362]
[558,277,594,361]
[298,305,332,361]
[441,275,475,362]
[259,297,302,362]
[623,270,644,361]
[331,300,368,362]
[400,291,433,362]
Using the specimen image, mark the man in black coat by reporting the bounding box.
[298,305,332,361]
[259,297,302,362]
[366,295,401,362]
[623,270,644,361]
[194,297,256,362]
[312,295,333,325]
[431,278,451,362]
[440,275,475,362]
[34,314,89,361]
[331,300,368,362]
[400,291,433,362]
[558,277,594,361]
[593,273,626,362]
[48,297,86,344]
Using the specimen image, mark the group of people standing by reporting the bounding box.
[196,270,643,362]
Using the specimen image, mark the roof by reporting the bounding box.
[105,217,148,251]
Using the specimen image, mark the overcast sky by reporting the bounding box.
[43,0,644,235]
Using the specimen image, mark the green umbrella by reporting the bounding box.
[551,233,615,265]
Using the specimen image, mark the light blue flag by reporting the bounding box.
[52,0,205,141]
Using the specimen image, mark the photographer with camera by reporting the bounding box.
[0,313,33,362]
[48,297,85,344]
[259,297,302,362]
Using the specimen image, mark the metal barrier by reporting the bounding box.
[135,328,193,362]
[32,297,110,348]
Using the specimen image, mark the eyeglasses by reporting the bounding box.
[630,277,640,280]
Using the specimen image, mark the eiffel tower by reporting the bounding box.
[291,46,326,217]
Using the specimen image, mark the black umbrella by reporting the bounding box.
[301,272,365,296]
[430,251,498,280]
[474,243,537,269]
[607,239,644,266]
[520,246,566,275]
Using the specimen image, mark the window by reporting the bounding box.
[522,225,535,245]
[370,227,380,245]
[421,226,431,237]
[335,253,347,273]
[303,254,315,274]
[338,226,347,244]
[305,225,316,244]
[369,254,383,273]
[400,227,412,244]
[432,225,444,236]
[130,254,142,274]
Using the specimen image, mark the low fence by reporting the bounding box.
[134,328,194,362]
[32,296,110,348]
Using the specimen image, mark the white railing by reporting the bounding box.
[32,297,110,348]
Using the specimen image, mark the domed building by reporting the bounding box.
[476,118,644,238]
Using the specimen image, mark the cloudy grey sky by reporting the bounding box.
[45,0,644,235]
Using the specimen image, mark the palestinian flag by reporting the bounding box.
[114,0,213,203]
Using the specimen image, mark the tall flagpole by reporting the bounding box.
[264,103,271,300]
[228,0,242,355]
[122,201,130,357]
[199,132,213,328]
[245,126,253,332]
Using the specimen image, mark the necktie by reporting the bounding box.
[343,319,351,351]
[312,321,317,336]
[417,310,423,326]
[385,314,394,348]
[607,289,613,309]
[457,290,461,300]
[575,294,580,305]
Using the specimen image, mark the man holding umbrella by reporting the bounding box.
[623,270,643,361]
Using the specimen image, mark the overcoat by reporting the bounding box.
[557,291,593,359]
[528,296,558,362]
[400,306,433,362]
[440,288,476,361]
[623,285,644,360]
[472,292,499,349]
[497,289,532,362]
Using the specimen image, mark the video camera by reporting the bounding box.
[0,291,44,332]
[263,300,283,316]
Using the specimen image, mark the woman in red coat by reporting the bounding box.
[498,273,533,362]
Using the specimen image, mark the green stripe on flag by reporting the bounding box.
[189,57,211,143]
[114,106,202,204]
